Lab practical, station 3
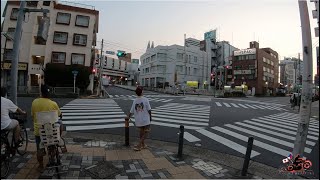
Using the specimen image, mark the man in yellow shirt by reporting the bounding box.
[31,84,64,171]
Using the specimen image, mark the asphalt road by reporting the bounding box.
[15,87,318,178]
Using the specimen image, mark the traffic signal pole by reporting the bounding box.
[10,1,26,104]
[292,0,313,159]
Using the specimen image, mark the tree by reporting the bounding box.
[44,63,91,92]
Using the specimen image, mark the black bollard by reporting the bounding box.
[125,118,129,146]
[241,137,254,176]
[177,125,184,158]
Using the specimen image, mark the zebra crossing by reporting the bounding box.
[109,94,177,98]
[131,103,210,130]
[60,99,133,131]
[185,112,319,158]
[115,97,174,103]
[213,101,287,111]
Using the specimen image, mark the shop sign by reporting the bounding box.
[2,62,28,70]
[187,81,198,87]
[132,59,139,64]
[234,48,256,56]
[233,70,253,75]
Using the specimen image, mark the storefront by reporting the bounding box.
[1,62,28,93]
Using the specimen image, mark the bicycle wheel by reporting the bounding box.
[17,129,28,156]
[1,142,10,178]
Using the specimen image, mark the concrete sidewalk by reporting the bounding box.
[6,132,302,179]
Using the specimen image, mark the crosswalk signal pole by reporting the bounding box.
[292,0,313,159]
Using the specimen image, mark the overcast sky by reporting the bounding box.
[1,0,319,75]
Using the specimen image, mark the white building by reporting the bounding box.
[93,50,139,85]
[139,42,209,89]
[279,57,304,88]
[1,1,99,92]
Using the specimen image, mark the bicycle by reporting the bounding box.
[37,111,66,179]
[1,112,28,178]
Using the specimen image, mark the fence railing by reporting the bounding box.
[19,86,79,95]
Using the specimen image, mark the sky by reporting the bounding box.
[1,0,319,75]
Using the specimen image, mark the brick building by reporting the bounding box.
[231,41,279,96]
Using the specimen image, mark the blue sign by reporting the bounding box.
[72,71,78,77]
[204,30,216,40]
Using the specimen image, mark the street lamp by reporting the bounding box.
[265,81,269,96]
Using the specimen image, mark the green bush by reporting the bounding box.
[44,63,91,92]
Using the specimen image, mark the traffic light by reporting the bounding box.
[92,68,96,74]
[117,52,127,57]
[37,16,50,42]
[95,59,100,65]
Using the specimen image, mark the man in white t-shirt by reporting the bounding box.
[126,86,152,151]
[1,87,26,146]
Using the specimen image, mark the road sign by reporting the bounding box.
[105,51,115,55]
[72,70,78,77]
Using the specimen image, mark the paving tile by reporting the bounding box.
[220,169,229,173]
[215,173,225,178]
[172,171,205,179]
[126,169,138,173]
[158,172,167,179]
[141,174,153,178]
[93,148,105,156]
[105,150,119,161]
[117,150,132,160]
[129,164,136,170]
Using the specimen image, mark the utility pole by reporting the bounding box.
[10,1,26,105]
[292,0,313,159]
[298,53,301,86]
[98,39,104,96]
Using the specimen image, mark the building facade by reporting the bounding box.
[139,43,209,89]
[231,41,279,95]
[279,57,303,90]
[1,1,99,92]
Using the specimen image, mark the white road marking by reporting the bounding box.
[196,129,260,158]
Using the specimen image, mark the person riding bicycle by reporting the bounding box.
[1,87,26,147]
[31,84,65,172]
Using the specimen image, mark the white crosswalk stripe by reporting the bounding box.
[131,103,210,130]
[60,99,132,131]
[211,102,287,111]
[188,112,319,158]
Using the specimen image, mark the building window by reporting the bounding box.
[71,53,85,65]
[177,53,183,60]
[151,55,156,61]
[10,8,19,20]
[248,54,256,59]
[194,56,198,63]
[43,1,50,6]
[6,28,15,40]
[27,1,38,7]
[51,52,66,63]
[53,31,68,44]
[271,69,274,74]
[157,53,166,59]
[75,15,90,27]
[4,49,13,61]
[73,34,87,46]
[56,12,71,25]
[193,68,198,75]
[271,61,274,66]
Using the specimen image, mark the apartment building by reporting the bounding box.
[231,41,279,95]
[139,42,209,88]
[279,57,303,88]
[1,1,99,92]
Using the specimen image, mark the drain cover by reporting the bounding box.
[84,161,122,179]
